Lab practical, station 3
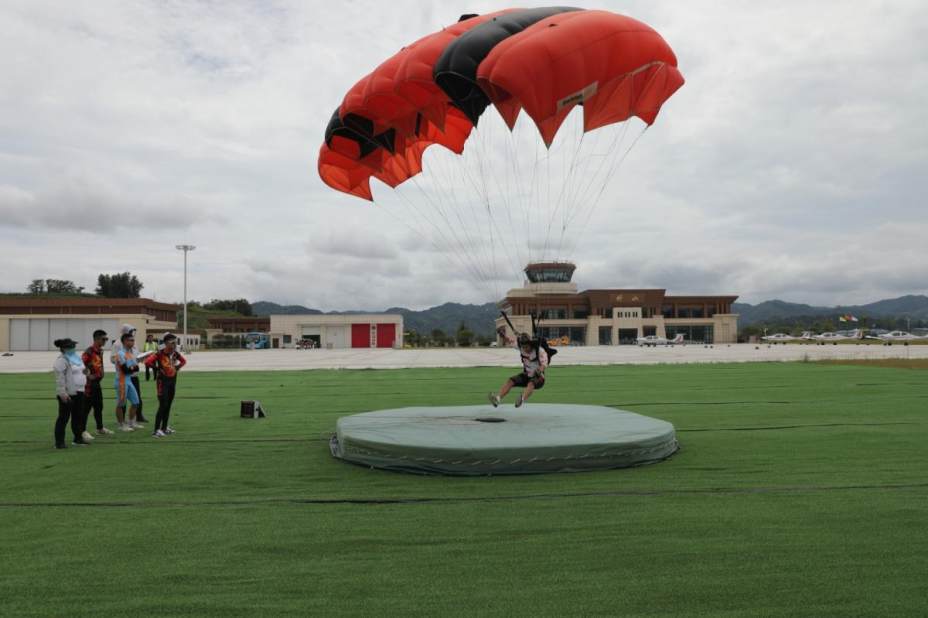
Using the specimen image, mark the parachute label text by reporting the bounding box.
[557,81,599,111]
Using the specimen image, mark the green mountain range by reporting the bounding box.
[732,295,928,326]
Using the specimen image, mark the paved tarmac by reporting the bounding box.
[3,343,926,373]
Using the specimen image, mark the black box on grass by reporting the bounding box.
[240,400,267,419]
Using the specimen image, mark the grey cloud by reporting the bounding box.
[0,175,215,232]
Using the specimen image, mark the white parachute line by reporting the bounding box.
[477,123,527,282]
[562,120,632,233]
[542,148,553,261]
[555,120,609,258]
[510,121,534,270]
[401,181,494,288]
[438,136,499,285]
[557,118,601,260]
[460,131,503,287]
[562,124,649,259]
[376,190,494,296]
[467,124,521,298]
[407,173,492,284]
[499,122,527,275]
[418,154,495,284]
[545,115,586,262]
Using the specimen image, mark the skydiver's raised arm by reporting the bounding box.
[496,325,516,346]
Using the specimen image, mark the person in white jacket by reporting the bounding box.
[53,338,92,448]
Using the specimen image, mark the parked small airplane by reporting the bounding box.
[637,333,685,347]
[810,329,863,345]
[865,330,928,345]
[761,333,800,344]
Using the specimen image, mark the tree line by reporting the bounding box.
[404,322,495,347]
[26,273,145,298]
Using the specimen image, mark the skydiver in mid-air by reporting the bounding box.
[488,321,556,408]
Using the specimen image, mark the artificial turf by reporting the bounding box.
[1,362,926,617]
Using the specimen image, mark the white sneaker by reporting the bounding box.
[81,431,95,442]
[131,422,146,429]
[119,424,134,432]
[152,430,166,438]
[163,427,176,435]
[96,427,114,436]
[488,393,501,408]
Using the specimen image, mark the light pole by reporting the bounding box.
[176,244,196,350]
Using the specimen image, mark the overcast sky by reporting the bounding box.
[1,1,926,309]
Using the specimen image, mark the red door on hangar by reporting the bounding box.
[351,324,370,348]
[376,323,396,348]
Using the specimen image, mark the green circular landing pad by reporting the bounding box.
[331,404,679,476]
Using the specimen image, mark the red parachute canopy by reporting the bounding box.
[474,11,684,146]
[318,7,683,200]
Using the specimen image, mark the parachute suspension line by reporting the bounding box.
[562,119,632,233]
[463,126,502,298]
[496,119,527,279]
[542,145,553,261]
[407,173,489,286]
[555,119,606,260]
[423,148,497,287]
[404,180,496,291]
[375,190,494,298]
[509,120,534,269]
[562,123,649,260]
[471,123,522,299]
[481,120,528,284]
[546,114,586,262]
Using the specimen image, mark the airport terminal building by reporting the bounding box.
[497,263,738,345]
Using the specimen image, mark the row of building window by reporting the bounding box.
[525,306,726,320]
[537,325,717,345]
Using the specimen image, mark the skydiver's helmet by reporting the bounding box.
[517,333,533,348]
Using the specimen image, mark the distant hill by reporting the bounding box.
[383,302,499,337]
[252,300,498,337]
[251,301,323,316]
[734,295,928,325]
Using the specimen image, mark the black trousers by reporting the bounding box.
[55,393,84,446]
[131,375,145,419]
[155,377,177,432]
[83,381,104,430]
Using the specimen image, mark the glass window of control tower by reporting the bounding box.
[527,267,572,283]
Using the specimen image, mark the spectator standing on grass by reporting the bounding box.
[113,332,143,431]
[81,329,114,436]
[111,324,149,424]
[144,332,186,437]
[52,338,92,449]
[143,334,158,381]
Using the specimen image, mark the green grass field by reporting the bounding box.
[2,362,926,617]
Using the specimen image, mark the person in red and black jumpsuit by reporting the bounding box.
[144,333,187,437]
[81,329,114,435]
